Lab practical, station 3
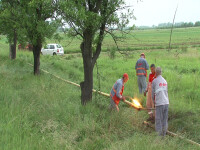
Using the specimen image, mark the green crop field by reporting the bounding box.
[44,27,200,53]
[0,27,200,150]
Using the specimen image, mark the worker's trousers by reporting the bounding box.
[155,104,168,136]
[137,76,147,94]
[109,98,119,111]
[146,83,155,116]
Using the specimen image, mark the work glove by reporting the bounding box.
[121,96,126,102]
[144,91,147,97]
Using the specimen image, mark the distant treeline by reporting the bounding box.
[57,21,200,32]
[136,21,200,30]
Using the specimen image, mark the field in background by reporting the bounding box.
[0,28,200,149]
[44,27,200,53]
[1,27,200,54]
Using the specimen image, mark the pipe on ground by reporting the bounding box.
[28,63,200,147]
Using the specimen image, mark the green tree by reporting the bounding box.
[0,0,21,59]
[60,0,133,104]
[21,0,59,75]
[194,21,200,27]
[187,22,194,27]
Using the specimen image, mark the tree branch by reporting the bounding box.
[104,29,127,55]
[92,24,105,67]
[94,0,102,13]
[68,21,83,38]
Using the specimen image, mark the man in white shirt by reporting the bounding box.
[152,67,169,136]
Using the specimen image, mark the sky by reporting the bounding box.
[124,0,200,26]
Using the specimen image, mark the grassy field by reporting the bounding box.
[0,28,200,150]
[44,27,200,53]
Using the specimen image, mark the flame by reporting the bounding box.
[131,98,143,109]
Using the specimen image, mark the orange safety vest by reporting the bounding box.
[136,68,147,77]
[110,82,124,105]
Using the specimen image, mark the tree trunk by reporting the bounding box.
[32,38,42,75]
[80,63,93,105]
[80,32,94,105]
[9,29,17,60]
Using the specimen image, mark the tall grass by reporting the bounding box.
[1,30,200,149]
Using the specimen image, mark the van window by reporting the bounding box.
[44,45,49,49]
[50,45,55,49]
[57,44,61,48]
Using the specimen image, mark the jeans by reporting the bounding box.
[155,104,169,136]
[137,76,147,94]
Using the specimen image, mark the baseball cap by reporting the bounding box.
[123,73,129,79]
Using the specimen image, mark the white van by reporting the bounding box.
[41,44,64,56]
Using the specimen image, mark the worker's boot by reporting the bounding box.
[151,115,155,124]
[147,114,154,122]
[151,118,155,124]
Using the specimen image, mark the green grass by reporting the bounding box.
[1,28,200,149]
[44,27,200,53]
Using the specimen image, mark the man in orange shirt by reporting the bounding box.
[110,73,129,111]
[144,64,156,122]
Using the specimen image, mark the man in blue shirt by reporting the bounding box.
[135,53,149,94]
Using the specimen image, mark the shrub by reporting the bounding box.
[181,46,188,53]
[108,47,116,59]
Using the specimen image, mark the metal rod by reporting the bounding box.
[123,100,143,110]
[28,63,154,111]
[29,63,200,147]
[140,108,155,110]
[168,1,179,51]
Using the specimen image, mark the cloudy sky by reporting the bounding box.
[124,0,200,26]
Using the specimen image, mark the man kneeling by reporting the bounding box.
[110,73,129,112]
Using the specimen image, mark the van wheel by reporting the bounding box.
[53,52,57,56]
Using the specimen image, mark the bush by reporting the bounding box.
[181,46,188,53]
[108,47,116,59]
